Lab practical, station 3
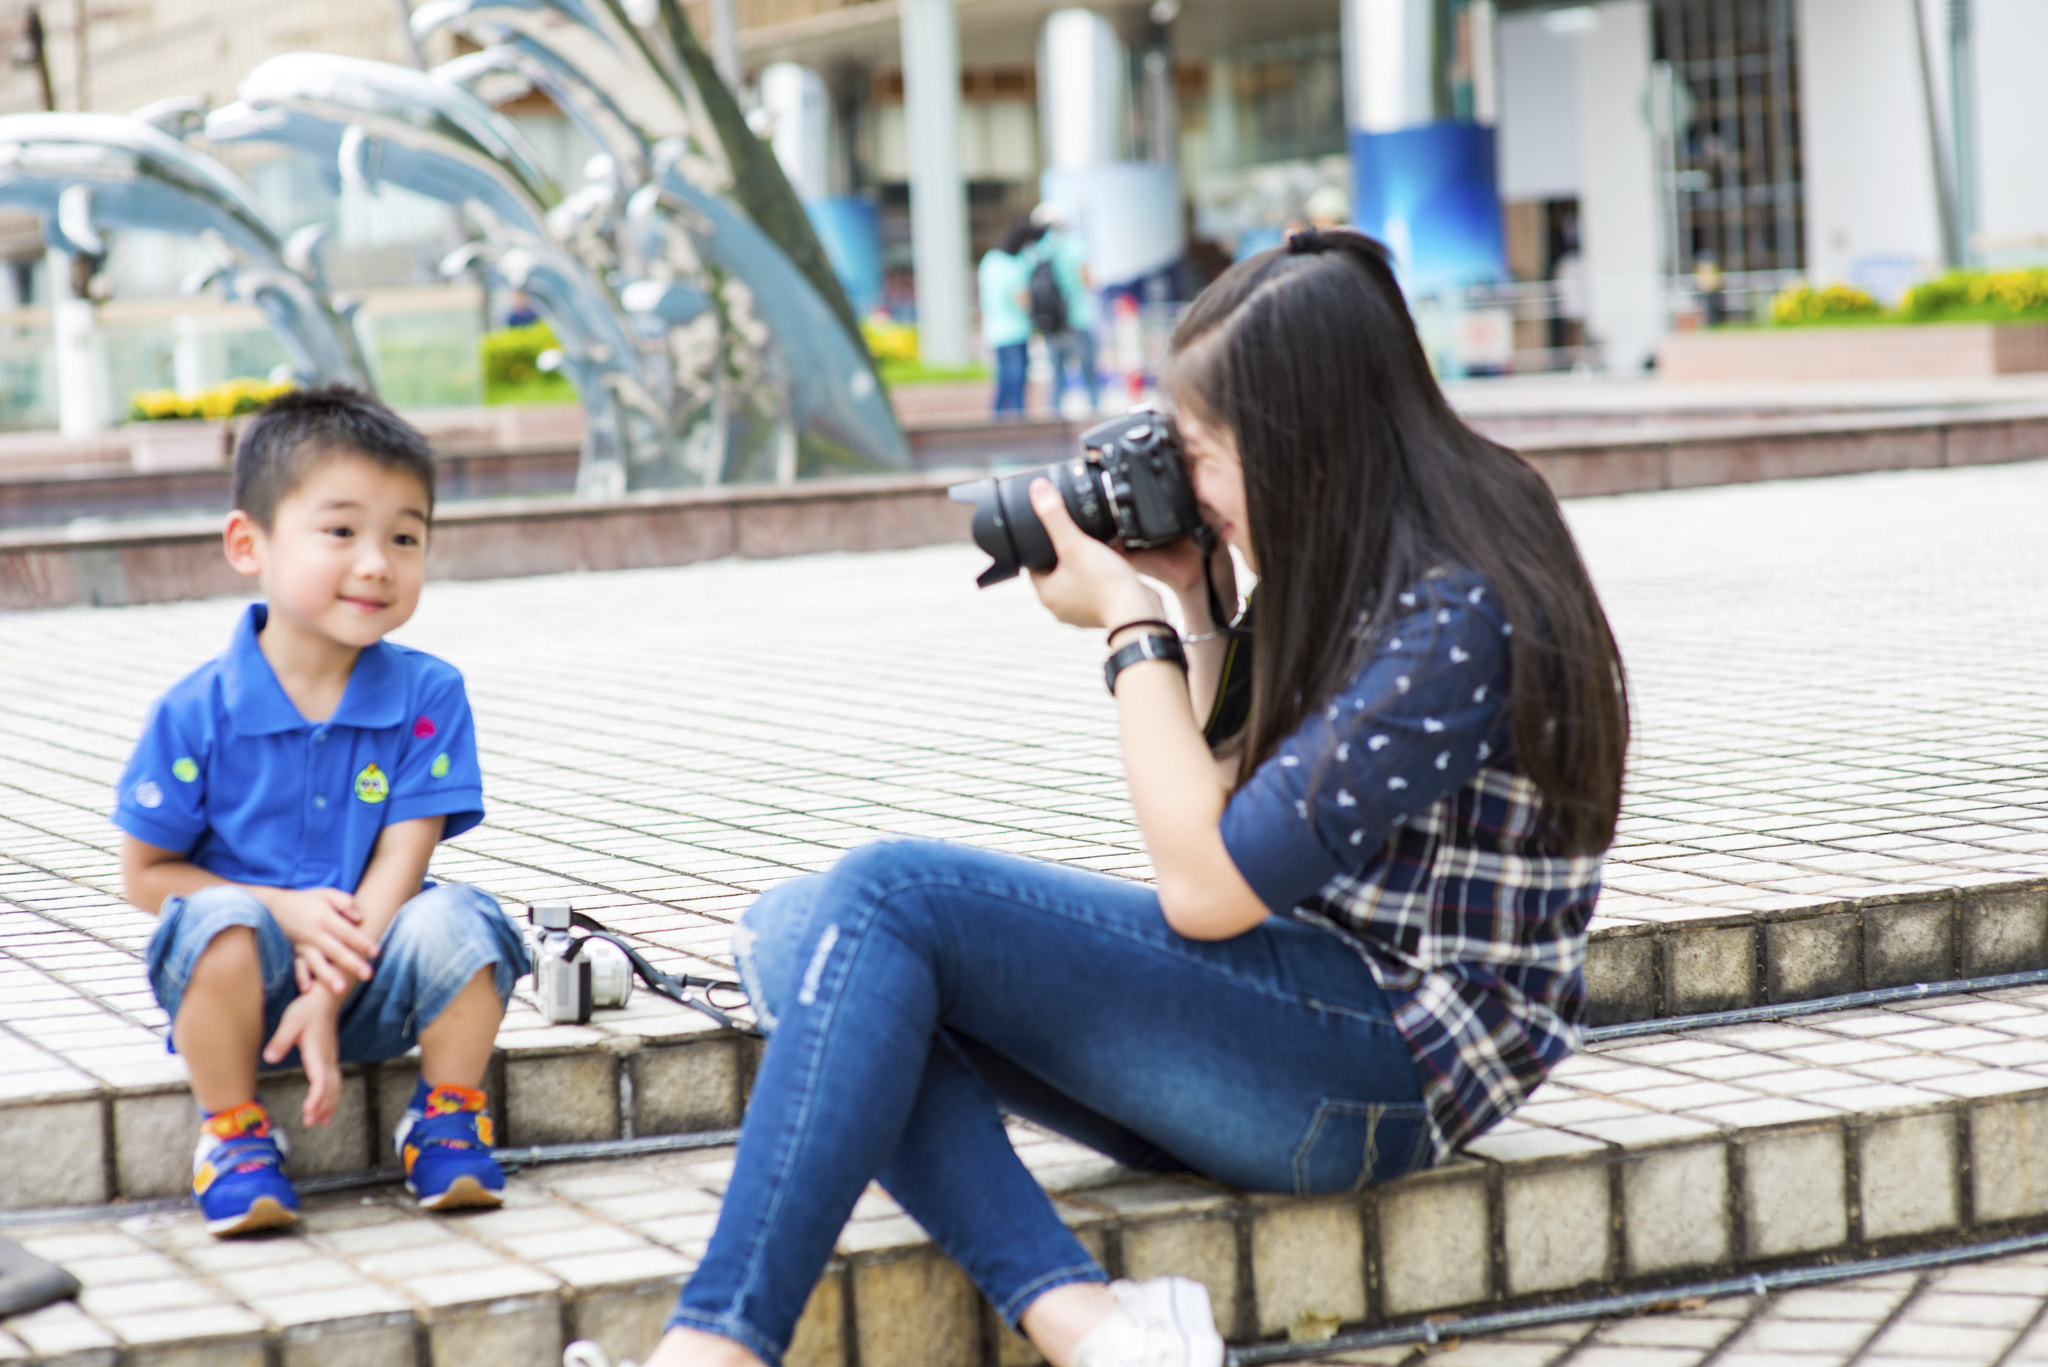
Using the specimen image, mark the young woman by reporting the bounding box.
[639,230,1629,1367]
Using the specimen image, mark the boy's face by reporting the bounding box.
[225,450,430,652]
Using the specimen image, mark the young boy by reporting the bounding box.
[113,386,530,1236]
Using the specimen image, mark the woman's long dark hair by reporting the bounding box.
[1170,230,1629,854]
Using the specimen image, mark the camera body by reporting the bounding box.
[530,903,633,1024]
[951,410,1204,587]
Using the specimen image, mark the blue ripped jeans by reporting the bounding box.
[667,840,1428,1365]
[146,882,530,1068]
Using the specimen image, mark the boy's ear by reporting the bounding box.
[222,509,263,579]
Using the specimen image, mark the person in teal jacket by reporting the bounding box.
[1031,204,1101,414]
[979,219,1041,418]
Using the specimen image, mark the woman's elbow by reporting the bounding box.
[1157,877,1270,941]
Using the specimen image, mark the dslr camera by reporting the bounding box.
[951,410,1204,587]
[529,902,634,1024]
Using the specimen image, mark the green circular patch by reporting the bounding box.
[430,753,451,779]
[171,757,198,783]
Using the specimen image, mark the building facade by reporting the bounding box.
[1,0,2045,389]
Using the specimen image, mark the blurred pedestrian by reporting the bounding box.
[1028,204,1101,417]
[504,290,539,329]
[979,218,1041,420]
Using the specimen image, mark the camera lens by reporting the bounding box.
[951,409,1187,588]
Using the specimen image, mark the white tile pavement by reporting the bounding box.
[0,460,2046,1094]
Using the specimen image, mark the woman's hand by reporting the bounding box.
[1026,479,1163,630]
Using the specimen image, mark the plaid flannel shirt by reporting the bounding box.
[1218,569,1602,1160]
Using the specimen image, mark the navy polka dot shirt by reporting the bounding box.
[1220,568,1602,1158]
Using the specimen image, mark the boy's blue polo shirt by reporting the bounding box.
[112,604,485,895]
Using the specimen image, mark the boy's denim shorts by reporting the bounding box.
[145,882,533,1067]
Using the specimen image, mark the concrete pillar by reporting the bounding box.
[1800,0,1945,284]
[1206,56,1239,170]
[48,247,108,437]
[1040,10,1126,171]
[1343,0,1436,134]
[900,0,968,367]
[1575,1,1662,373]
[760,62,831,202]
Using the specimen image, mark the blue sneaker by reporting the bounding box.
[193,1102,299,1236]
[396,1082,505,1211]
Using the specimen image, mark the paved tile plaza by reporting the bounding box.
[4,455,2048,1362]
[4,457,2048,1090]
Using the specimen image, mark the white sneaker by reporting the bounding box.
[1072,1277,1225,1367]
[563,1343,634,1367]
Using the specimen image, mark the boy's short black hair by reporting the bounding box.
[233,385,436,529]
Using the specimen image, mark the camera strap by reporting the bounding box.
[1194,526,1252,641]
[545,909,759,1035]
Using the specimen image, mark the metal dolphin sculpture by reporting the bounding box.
[0,112,370,388]
[207,52,690,492]
[410,0,909,477]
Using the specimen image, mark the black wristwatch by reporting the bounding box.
[1105,633,1187,694]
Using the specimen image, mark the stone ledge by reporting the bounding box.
[6,878,2045,1209]
[5,412,2046,608]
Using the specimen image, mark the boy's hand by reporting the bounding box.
[264,987,343,1127]
[294,945,351,1000]
[266,887,378,989]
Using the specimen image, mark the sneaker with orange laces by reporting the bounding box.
[193,1101,299,1236]
[395,1080,506,1211]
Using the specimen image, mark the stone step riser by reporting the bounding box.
[1589,882,2047,1023]
[8,875,2048,1209]
[9,1086,2048,1367]
[0,1032,760,1209]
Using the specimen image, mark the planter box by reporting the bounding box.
[129,420,227,472]
[1659,321,2048,383]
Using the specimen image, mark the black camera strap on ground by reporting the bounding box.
[541,909,759,1035]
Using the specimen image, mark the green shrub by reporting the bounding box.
[1898,267,2048,322]
[1769,281,1883,326]
[128,377,294,422]
[482,322,575,404]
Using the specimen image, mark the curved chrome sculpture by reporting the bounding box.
[3,0,906,488]
[208,52,686,494]
[0,112,370,388]
[410,0,907,479]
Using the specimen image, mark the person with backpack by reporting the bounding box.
[979,218,1044,419]
[1028,204,1100,416]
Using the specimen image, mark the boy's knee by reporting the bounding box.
[188,924,260,984]
[386,883,504,955]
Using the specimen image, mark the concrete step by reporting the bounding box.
[9,983,2048,1366]
[6,875,2048,1210]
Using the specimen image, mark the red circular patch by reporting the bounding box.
[412,716,437,739]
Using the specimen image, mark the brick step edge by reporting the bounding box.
[8,877,2048,1209]
[1586,878,2048,1025]
[9,1077,2048,1367]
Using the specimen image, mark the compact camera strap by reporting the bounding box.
[543,909,758,1035]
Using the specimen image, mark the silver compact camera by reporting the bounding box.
[530,903,633,1024]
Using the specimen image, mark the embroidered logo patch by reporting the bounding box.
[171,757,198,782]
[133,779,163,809]
[412,715,437,739]
[354,763,390,804]
[429,752,451,779]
